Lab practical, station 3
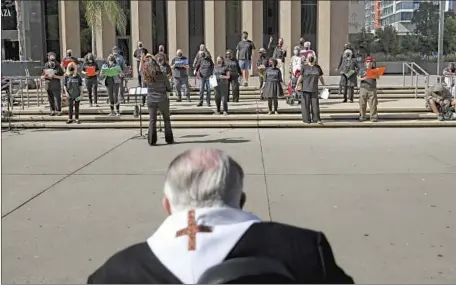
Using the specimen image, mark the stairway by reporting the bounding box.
[3,86,455,129]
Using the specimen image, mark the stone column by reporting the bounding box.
[94,11,116,59]
[59,0,81,58]
[279,0,301,79]
[241,0,263,74]
[204,0,226,60]
[317,1,349,76]
[130,0,153,78]
[168,0,189,58]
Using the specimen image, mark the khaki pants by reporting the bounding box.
[359,88,378,120]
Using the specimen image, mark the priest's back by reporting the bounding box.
[87,148,354,284]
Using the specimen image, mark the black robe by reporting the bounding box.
[87,222,354,284]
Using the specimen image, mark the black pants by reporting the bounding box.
[228,76,240,102]
[268,97,278,112]
[68,98,80,120]
[138,70,142,87]
[47,88,61,112]
[343,85,354,101]
[107,81,120,112]
[86,78,98,104]
[215,84,229,113]
[147,97,173,145]
[300,91,321,122]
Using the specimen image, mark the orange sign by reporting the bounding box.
[366,66,386,79]
[62,59,74,68]
[86,66,96,76]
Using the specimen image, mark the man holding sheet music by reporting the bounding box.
[357,56,379,122]
[171,49,190,102]
[42,52,65,116]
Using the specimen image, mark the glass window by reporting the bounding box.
[226,0,242,52]
[44,0,60,60]
[188,0,205,67]
[301,0,317,53]
[263,0,279,50]
[152,0,168,56]
[400,12,412,21]
[79,0,91,57]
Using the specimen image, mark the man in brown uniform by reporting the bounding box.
[357,56,378,122]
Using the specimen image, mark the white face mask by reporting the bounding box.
[294,50,299,56]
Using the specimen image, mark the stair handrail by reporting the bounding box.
[402,62,421,99]
[410,62,430,89]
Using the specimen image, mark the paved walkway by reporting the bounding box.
[1,128,455,283]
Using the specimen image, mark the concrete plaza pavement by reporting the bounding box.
[1,128,455,284]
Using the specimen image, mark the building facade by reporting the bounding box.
[364,0,454,34]
[2,0,350,76]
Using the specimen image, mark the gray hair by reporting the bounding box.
[164,148,244,212]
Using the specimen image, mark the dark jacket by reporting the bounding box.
[225,59,242,78]
[82,61,100,79]
[146,72,172,103]
[43,60,64,90]
[171,56,189,78]
[87,222,354,284]
[196,57,214,79]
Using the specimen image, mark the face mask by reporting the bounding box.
[69,67,75,72]
[201,54,206,59]
[67,53,72,57]
[294,50,299,56]
[226,54,231,58]
[243,35,248,40]
[305,47,310,50]
[177,53,183,57]
[138,44,142,48]
[308,57,315,63]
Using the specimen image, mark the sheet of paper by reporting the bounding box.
[128,87,148,95]
[44,69,54,76]
[86,66,96,76]
[320,88,330,100]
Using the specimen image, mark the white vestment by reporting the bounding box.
[147,207,262,284]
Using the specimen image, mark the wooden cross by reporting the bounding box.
[176,210,213,251]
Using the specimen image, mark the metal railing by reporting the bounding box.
[402,62,430,99]
[1,76,46,109]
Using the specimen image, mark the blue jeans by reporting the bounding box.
[199,77,211,104]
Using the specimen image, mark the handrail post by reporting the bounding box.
[402,62,405,86]
[415,73,418,99]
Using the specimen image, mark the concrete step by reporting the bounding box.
[10,105,429,115]
[3,120,455,130]
[5,112,440,122]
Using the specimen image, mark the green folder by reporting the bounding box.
[102,66,121,77]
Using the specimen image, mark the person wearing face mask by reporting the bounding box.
[101,55,122,116]
[171,49,190,102]
[61,49,80,70]
[213,56,231,115]
[63,62,84,124]
[298,38,305,50]
[134,41,149,87]
[295,54,325,124]
[287,46,304,104]
[357,56,379,122]
[155,45,169,64]
[193,44,212,72]
[339,49,359,103]
[142,56,174,145]
[112,46,127,104]
[299,42,316,64]
[236,31,256,87]
[42,52,64,116]
[271,38,287,82]
[82,52,100,107]
[195,51,214,107]
[225,50,241,103]
[336,43,355,95]
[263,58,283,115]
[256,48,269,100]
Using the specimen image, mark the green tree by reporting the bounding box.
[411,2,439,54]
[400,33,419,54]
[444,16,456,54]
[373,26,400,56]
[81,0,127,58]
[353,27,375,56]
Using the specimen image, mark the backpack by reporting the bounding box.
[65,75,81,99]
[197,257,297,284]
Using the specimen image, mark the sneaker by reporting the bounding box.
[108,112,116,117]
[267,111,272,115]
[317,120,323,124]
[370,118,378,122]
[359,117,366,122]
[197,103,203,107]
[76,119,81,124]
[243,82,248,87]
[214,111,221,115]
[57,112,62,116]
[187,97,191,102]
[115,111,121,116]
[437,114,444,121]
[89,103,93,107]
[207,103,211,107]
[66,119,73,124]
[176,97,182,102]
[223,111,228,116]
[274,111,279,115]
[95,104,99,107]
[50,111,55,116]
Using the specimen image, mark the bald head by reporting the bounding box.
[159,45,165,52]
[164,148,244,213]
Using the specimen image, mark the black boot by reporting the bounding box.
[148,132,157,145]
